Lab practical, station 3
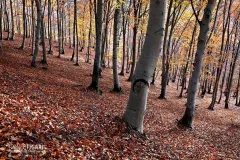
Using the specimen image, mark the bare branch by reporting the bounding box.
[190,0,201,24]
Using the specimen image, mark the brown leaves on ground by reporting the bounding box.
[0,34,240,159]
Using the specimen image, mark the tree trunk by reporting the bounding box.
[112,1,121,92]
[74,0,79,66]
[9,0,14,40]
[41,14,47,64]
[3,0,10,40]
[88,0,103,93]
[0,1,3,41]
[56,0,62,57]
[31,0,42,67]
[128,0,142,82]
[179,0,216,128]
[20,0,26,49]
[159,0,173,99]
[119,2,127,76]
[86,1,92,63]
[123,0,167,133]
[48,0,53,54]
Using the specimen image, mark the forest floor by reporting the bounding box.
[0,33,240,159]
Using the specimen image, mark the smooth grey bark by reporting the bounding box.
[68,2,71,48]
[86,1,93,63]
[112,1,121,92]
[74,0,79,66]
[71,1,76,62]
[56,0,62,57]
[31,0,42,67]
[179,0,216,128]
[9,0,14,40]
[3,0,10,40]
[48,0,53,54]
[0,1,2,41]
[100,0,111,68]
[123,0,167,133]
[119,2,128,76]
[20,0,26,49]
[159,0,173,99]
[41,16,47,64]
[31,0,35,55]
[60,4,65,54]
[88,0,103,93]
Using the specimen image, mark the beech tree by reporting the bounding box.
[20,0,26,49]
[0,1,2,41]
[112,0,122,92]
[88,0,103,93]
[123,0,167,133]
[31,0,43,67]
[179,0,216,128]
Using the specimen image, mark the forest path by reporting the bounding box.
[0,33,240,159]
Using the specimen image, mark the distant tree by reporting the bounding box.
[208,0,233,110]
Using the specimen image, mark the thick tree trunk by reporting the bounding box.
[123,0,167,133]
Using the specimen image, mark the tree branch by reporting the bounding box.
[190,0,201,25]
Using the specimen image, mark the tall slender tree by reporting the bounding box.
[88,0,103,93]
[112,0,122,92]
[9,0,14,40]
[179,0,216,128]
[31,0,42,67]
[20,0,26,49]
